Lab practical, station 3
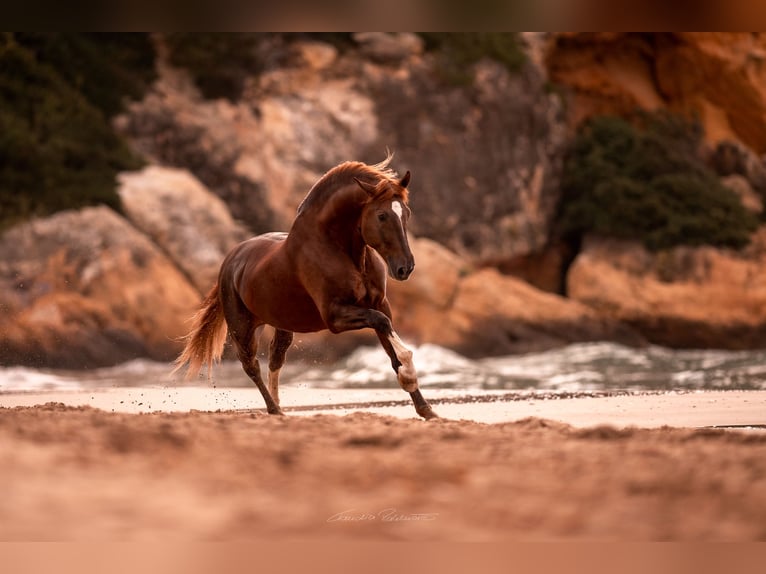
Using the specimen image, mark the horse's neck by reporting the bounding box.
[297,184,368,266]
[324,191,366,268]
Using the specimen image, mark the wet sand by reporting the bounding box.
[2,387,765,427]
[1,389,766,540]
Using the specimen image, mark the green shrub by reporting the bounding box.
[0,34,148,230]
[419,33,526,85]
[558,113,758,251]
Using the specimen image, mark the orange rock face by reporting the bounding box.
[385,238,642,357]
[547,32,766,152]
[0,207,201,367]
[118,166,250,294]
[567,231,766,349]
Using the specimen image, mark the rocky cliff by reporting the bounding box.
[3,33,766,368]
[567,231,766,350]
[118,34,566,265]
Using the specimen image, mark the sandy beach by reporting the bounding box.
[1,388,766,541]
[2,386,766,427]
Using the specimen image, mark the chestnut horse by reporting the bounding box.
[173,157,438,420]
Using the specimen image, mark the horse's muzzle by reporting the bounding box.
[391,259,415,281]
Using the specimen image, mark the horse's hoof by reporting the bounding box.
[418,408,440,421]
[268,408,286,416]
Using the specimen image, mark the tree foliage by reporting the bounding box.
[0,33,154,230]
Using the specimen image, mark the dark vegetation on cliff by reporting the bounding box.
[0,33,154,230]
[557,112,759,251]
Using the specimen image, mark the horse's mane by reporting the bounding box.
[296,154,406,215]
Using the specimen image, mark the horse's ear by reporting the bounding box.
[354,177,378,196]
[399,171,411,188]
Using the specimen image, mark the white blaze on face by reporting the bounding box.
[391,200,403,220]
[391,200,406,238]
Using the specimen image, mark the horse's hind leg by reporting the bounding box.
[268,329,293,407]
[235,323,283,415]
[223,293,283,415]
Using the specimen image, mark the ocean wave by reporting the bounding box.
[2,341,766,393]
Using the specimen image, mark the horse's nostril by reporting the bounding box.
[397,266,407,279]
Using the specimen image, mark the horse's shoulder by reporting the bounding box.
[362,248,387,292]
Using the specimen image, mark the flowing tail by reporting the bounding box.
[172,284,228,379]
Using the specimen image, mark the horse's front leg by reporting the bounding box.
[325,303,439,420]
[376,331,439,420]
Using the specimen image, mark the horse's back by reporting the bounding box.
[221,232,327,332]
[221,232,286,283]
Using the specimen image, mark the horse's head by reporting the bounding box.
[355,171,415,281]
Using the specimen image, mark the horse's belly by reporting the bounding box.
[242,263,327,333]
[264,289,327,333]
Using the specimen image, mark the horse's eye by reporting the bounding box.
[377,212,387,222]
